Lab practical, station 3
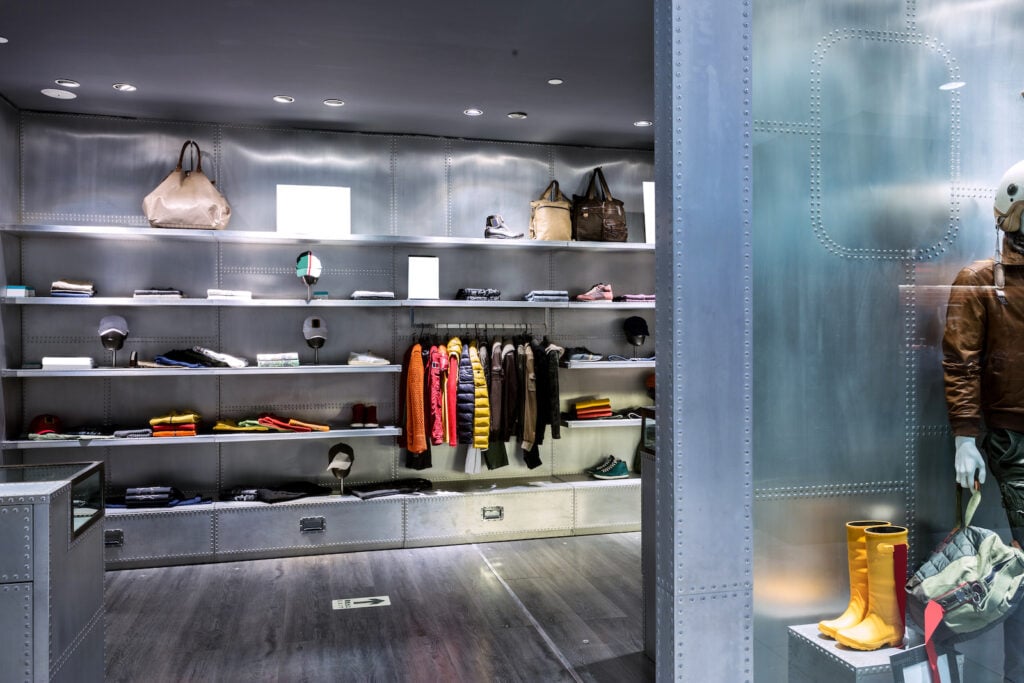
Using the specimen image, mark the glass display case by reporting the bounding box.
[0,461,104,537]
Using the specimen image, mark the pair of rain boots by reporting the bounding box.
[351,403,378,429]
[818,521,908,651]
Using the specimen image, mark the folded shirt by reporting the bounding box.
[206,288,252,299]
[351,290,396,300]
[524,294,569,302]
[213,419,270,432]
[192,346,248,368]
[153,429,197,437]
[573,398,612,410]
[134,287,184,298]
[526,290,569,297]
[149,412,201,426]
[456,288,501,300]
[114,428,153,438]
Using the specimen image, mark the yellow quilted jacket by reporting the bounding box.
[469,342,490,449]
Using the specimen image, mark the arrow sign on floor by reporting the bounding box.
[332,595,391,610]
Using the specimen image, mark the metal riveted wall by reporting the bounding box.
[654,0,754,680]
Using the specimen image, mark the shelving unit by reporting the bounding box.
[1,169,653,567]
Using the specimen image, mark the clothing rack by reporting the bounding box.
[416,322,545,331]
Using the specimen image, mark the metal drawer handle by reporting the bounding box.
[300,516,326,533]
[104,529,124,547]
[481,506,504,521]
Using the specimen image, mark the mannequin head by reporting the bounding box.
[623,316,650,347]
[296,250,323,286]
[98,315,129,351]
[994,160,1024,254]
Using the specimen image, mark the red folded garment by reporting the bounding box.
[153,423,196,432]
[258,413,311,432]
[153,429,197,437]
[575,409,613,419]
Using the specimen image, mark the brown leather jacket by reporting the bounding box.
[943,242,1024,436]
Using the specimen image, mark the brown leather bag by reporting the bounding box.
[143,140,232,229]
[572,167,627,242]
[529,180,572,240]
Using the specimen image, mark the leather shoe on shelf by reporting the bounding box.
[484,215,524,239]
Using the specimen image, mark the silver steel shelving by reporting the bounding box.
[1,297,656,309]
[3,427,402,450]
[562,360,656,369]
[3,364,402,378]
[562,419,644,429]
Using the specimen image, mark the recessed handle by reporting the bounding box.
[300,516,326,533]
[481,506,504,521]
[104,529,124,547]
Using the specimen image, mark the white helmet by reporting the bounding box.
[994,160,1024,233]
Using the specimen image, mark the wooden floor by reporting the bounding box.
[104,532,653,682]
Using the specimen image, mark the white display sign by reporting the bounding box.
[276,184,351,237]
[407,255,440,300]
[332,595,391,610]
[642,181,656,245]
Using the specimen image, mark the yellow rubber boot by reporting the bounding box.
[818,520,890,638]
[835,525,908,651]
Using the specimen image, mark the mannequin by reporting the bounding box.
[942,160,1024,681]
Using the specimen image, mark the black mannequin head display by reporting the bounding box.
[623,316,650,347]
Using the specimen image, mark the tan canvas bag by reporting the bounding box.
[143,140,232,229]
[529,180,572,240]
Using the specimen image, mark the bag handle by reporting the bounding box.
[538,180,566,202]
[175,140,203,173]
[594,167,616,202]
[956,483,982,529]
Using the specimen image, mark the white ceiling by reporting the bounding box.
[0,0,654,149]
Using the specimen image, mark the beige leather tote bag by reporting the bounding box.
[143,140,232,229]
[529,180,572,240]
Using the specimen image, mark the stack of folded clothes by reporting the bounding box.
[456,287,501,301]
[613,293,656,302]
[212,418,270,432]
[524,289,569,302]
[351,290,396,300]
[573,397,613,420]
[256,352,300,368]
[224,481,332,503]
[133,287,184,299]
[106,486,210,508]
[154,347,248,368]
[51,278,95,297]
[256,412,330,432]
[149,411,200,437]
[206,288,252,300]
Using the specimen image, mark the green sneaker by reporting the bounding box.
[592,459,629,479]
[585,455,616,474]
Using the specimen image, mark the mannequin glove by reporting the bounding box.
[954,435,987,489]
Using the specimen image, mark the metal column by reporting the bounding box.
[654,0,753,680]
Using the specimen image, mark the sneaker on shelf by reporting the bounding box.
[591,459,630,480]
[363,405,379,429]
[567,347,603,362]
[348,351,390,365]
[585,455,616,474]
[575,283,613,302]
[484,215,524,240]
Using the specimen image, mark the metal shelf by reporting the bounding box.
[563,360,655,369]
[4,364,402,378]
[562,418,644,429]
[2,296,657,310]
[4,427,402,450]
[1,224,656,252]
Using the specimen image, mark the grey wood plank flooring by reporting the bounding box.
[104,532,652,683]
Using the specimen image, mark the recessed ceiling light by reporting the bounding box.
[507,111,528,120]
[54,79,80,88]
[273,95,295,104]
[323,99,345,107]
[547,78,563,85]
[0,37,9,44]
[463,108,483,117]
[939,81,966,91]
[633,120,654,127]
[112,83,137,92]
[41,88,76,100]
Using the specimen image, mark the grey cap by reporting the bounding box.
[98,315,129,336]
[327,442,355,481]
[303,316,327,341]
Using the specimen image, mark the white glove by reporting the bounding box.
[954,435,986,489]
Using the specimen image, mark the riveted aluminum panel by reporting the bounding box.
[20,114,216,226]
[447,140,551,240]
[104,509,214,568]
[50,605,104,683]
[404,487,573,546]
[214,497,403,560]
[0,506,32,582]
[219,126,393,233]
[788,624,900,683]
[219,437,396,493]
[0,583,32,683]
[0,101,18,224]
[393,136,448,237]
[570,478,641,534]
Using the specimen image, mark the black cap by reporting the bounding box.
[623,316,650,346]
